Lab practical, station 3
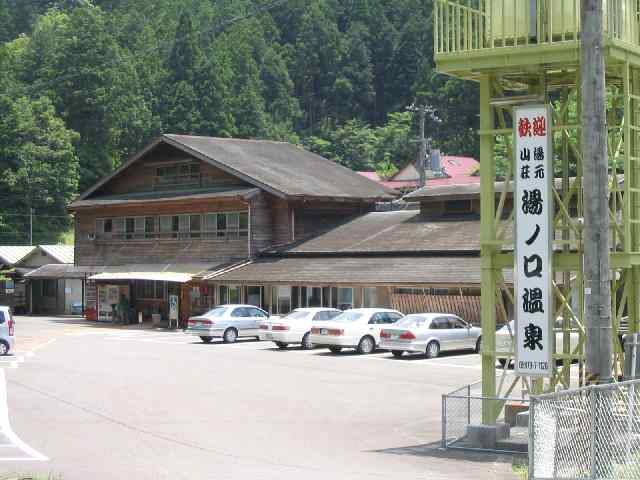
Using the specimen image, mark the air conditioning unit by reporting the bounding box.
[87,233,96,241]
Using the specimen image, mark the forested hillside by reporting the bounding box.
[0,0,479,244]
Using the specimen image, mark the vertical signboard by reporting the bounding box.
[514,105,553,376]
[169,294,179,329]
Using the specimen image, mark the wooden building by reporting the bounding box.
[203,204,491,324]
[66,134,395,324]
[0,245,77,314]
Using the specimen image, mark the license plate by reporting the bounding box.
[321,329,328,335]
[265,333,273,340]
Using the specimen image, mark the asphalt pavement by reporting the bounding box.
[0,316,523,479]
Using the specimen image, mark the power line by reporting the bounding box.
[0,213,72,219]
[0,0,291,99]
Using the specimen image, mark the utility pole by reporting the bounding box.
[408,103,432,188]
[418,106,428,188]
[581,0,612,384]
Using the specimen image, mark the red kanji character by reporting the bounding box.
[532,116,546,136]
[518,117,532,137]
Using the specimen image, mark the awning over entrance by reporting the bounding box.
[88,263,218,284]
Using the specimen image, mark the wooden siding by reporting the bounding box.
[391,293,482,325]
[75,199,250,265]
[95,143,248,196]
[271,198,292,245]
[249,192,273,254]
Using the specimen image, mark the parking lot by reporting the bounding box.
[0,316,521,479]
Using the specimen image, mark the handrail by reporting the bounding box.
[434,0,638,56]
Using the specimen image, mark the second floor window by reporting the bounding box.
[155,162,200,188]
[96,211,249,241]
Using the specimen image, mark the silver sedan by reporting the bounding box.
[185,304,269,343]
[379,313,481,358]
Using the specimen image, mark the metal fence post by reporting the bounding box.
[589,389,598,479]
[442,394,447,449]
[467,384,471,426]
[528,396,535,480]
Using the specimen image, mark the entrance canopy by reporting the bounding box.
[88,263,218,284]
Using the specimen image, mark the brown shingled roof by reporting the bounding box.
[269,210,481,254]
[207,255,510,285]
[74,135,396,205]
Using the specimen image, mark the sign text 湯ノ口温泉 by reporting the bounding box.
[514,105,553,377]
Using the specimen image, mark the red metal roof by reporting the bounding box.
[357,156,480,191]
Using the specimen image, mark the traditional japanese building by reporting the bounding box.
[63,134,394,324]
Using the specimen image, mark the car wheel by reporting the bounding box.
[223,328,238,344]
[357,336,375,354]
[0,341,8,356]
[425,341,440,359]
[200,336,213,344]
[301,332,313,350]
[475,336,482,354]
[275,341,288,349]
[391,350,404,358]
[498,358,508,367]
[328,346,342,353]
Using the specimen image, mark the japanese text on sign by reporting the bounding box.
[514,105,553,377]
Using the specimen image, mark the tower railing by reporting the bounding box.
[434,0,638,56]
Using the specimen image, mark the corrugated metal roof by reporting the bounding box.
[39,245,74,264]
[24,264,97,279]
[69,186,259,209]
[269,211,481,254]
[207,255,509,285]
[27,262,218,280]
[0,246,37,266]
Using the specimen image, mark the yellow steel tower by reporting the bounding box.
[433,0,640,410]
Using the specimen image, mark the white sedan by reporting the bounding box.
[379,313,481,358]
[309,308,404,354]
[496,319,580,367]
[258,308,342,349]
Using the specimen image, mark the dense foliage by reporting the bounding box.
[0,0,479,243]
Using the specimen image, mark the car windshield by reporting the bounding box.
[282,310,310,321]
[396,315,430,328]
[204,307,228,318]
[332,311,364,323]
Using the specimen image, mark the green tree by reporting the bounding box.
[0,96,79,243]
[334,22,374,123]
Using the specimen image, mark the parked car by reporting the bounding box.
[259,308,342,349]
[495,319,580,367]
[380,313,481,359]
[0,306,15,355]
[309,308,404,354]
[185,304,269,343]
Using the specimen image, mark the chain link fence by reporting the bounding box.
[530,379,640,479]
[442,380,530,453]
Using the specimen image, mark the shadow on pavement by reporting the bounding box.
[369,440,526,464]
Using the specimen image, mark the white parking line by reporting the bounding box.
[0,369,47,461]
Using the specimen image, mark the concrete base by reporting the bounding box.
[516,411,530,428]
[466,423,511,449]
